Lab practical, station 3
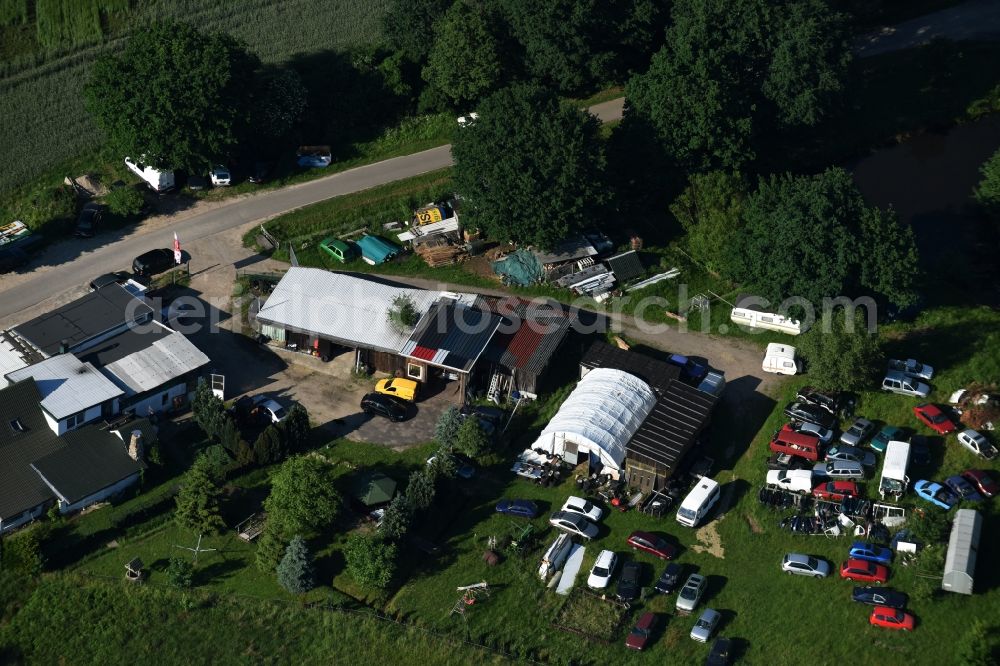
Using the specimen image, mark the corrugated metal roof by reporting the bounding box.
[32,427,143,504]
[7,355,124,420]
[401,300,503,373]
[0,380,62,521]
[605,251,644,283]
[255,268,476,354]
[0,335,28,385]
[102,327,210,394]
[627,380,717,471]
[943,508,981,594]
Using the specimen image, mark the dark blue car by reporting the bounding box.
[851,586,907,609]
[495,499,538,519]
[848,541,892,565]
[669,354,708,381]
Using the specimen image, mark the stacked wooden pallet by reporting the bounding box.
[415,236,467,267]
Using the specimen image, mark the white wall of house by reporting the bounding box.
[128,382,187,417]
[51,404,105,436]
[58,472,141,515]
[1,502,48,533]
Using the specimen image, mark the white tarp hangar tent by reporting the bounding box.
[942,508,982,595]
[529,368,656,478]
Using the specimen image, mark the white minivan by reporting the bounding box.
[762,343,802,376]
[676,477,721,527]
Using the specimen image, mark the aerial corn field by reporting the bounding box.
[0,0,389,194]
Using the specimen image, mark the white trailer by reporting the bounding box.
[762,343,802,376]
[124,156,175,192]
[879,440,911,498]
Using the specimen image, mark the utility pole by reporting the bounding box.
[173,533,217,565]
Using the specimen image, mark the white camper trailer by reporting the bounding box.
[730,305,806,335]
[762,343,802,376]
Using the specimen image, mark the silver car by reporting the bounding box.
[676,573,707,612]
[781,553,831,578]
[690,608,721,642]
[813,460,864,480]
[840,418,875,447]
[548,511,599,539]
[825,445,876,468]
[794,421,834,444]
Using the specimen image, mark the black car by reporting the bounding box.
[74,202,102,238]
[795,387,840,415]
[361,392,409,422]
[616,559,641,602]
[706,637,733,666]
[654,562,683,594]
[248,161,273,184]
[783,401,835,430]
[0,245,29,273]
[910,435,932,467]
[851,586,907,609]
[187,175,209,191]
[132,248,187,276]
[89,271,132,291]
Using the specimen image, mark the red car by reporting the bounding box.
[913,404,956,434]
[625,611,658,650]
[626,531,676,560]
[813,481,859,501]
[962,469,999,498]
[870,606,915,631]
[840,558,888,584]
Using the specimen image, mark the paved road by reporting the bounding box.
[0,99,625,327]
[855,0,1000,57]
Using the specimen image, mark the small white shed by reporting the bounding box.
[942,508,982,595]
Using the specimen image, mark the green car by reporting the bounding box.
[319,237,358,263]
[871,425,904,453]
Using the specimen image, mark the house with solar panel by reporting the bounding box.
[255,268,574,403]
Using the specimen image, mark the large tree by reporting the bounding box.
[381,0,454,64]
[174,454,226,536]
[452,83,608,249]
[857,206,920,310]
[798,309,882,392]
[669,171,748,274]
[422,1,504,109]
[264,456,341,537]
[624,0,848,172]
[85,22,258,170]
[974,146,1000,222]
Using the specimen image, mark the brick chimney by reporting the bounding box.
[127,430,144,462]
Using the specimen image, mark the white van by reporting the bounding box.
[676,477,721,527]
[730,305,806,335]
[879,440,911,498]
[124,156,175,192]
[765,469,813,494]
[762,343,802,376]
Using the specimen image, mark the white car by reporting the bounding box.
[561,495,603,522]
[209,164,231,186]
[252,396,288,424]
[456,112,479,127]
[957,429,998,460]
[587,549,617,589]
[765,469,813,494]
[548,511,599,540]
[793,421,834,445]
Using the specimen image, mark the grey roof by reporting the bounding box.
[532,236,597,266]
[605,251,644,283]
[0,380,62,521]
[6,354,124,420]
[255,268,476,354]
[12,284,153,356]
[627,380,718,472]
[99,324,209,395]
[77,321,173,367]
[400,300,503,373]
[32,427,143,504]
[580,342,680,394]
[943,508,982,594]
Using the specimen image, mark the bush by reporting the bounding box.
[279,404,311,453]
[0,527,44,576]
[103,185,145,217]
[166,556,194,588]
[252,425,285,466]
[255,529,286,573]
[454,417,490,458]
[434,407,461,448]
[344,533,397,590]
[404,469,435,513]
[379,495,412,541]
